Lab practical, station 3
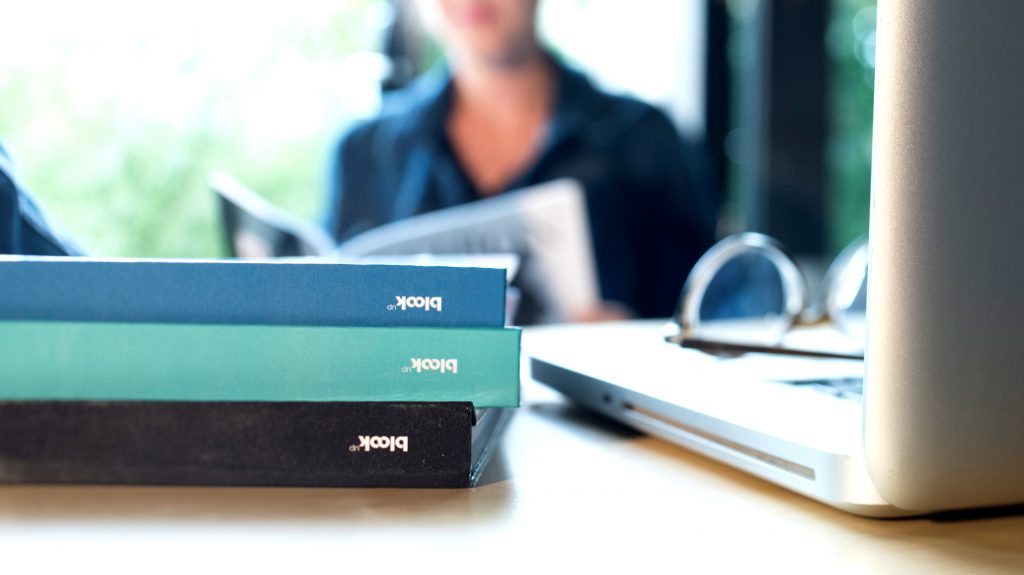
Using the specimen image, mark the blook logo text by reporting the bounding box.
[350,435,409,452]
[388,296,443,312]
[404,358,459,374]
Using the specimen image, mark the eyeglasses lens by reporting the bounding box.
[696,251,792,346]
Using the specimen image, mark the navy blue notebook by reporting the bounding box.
[0,256,506,327]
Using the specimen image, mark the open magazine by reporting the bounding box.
[210,172,599,324]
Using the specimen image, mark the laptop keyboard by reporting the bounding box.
[780,377,864,401]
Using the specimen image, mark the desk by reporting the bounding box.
[1,378,1022,573]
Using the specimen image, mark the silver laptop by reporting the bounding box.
[528,0,1024,517]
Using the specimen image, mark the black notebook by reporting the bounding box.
[0,401,511,488]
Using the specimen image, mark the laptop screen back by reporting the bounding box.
[866,0,1024,511]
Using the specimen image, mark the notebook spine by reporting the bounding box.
[0,401,484,488]
[0,258,507,327]
[0,323,521,408]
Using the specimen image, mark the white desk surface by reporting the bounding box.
[2,378,1023,573]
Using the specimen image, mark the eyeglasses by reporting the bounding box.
[664,233,867,360]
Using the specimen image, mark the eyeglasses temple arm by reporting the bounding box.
[675,338,864,361]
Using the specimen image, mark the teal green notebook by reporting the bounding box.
[0,322,520,408]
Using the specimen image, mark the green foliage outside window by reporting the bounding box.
[0,1,380,258]
[827,0,876,253]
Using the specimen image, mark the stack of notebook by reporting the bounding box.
[0,257,520,487]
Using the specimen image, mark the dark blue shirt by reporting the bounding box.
[0,141,78,256]
[326,60,717,318]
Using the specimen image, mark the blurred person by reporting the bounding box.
[0,141,79,256]
[326,0,717,320]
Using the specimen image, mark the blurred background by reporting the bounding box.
[0,0,875,259]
